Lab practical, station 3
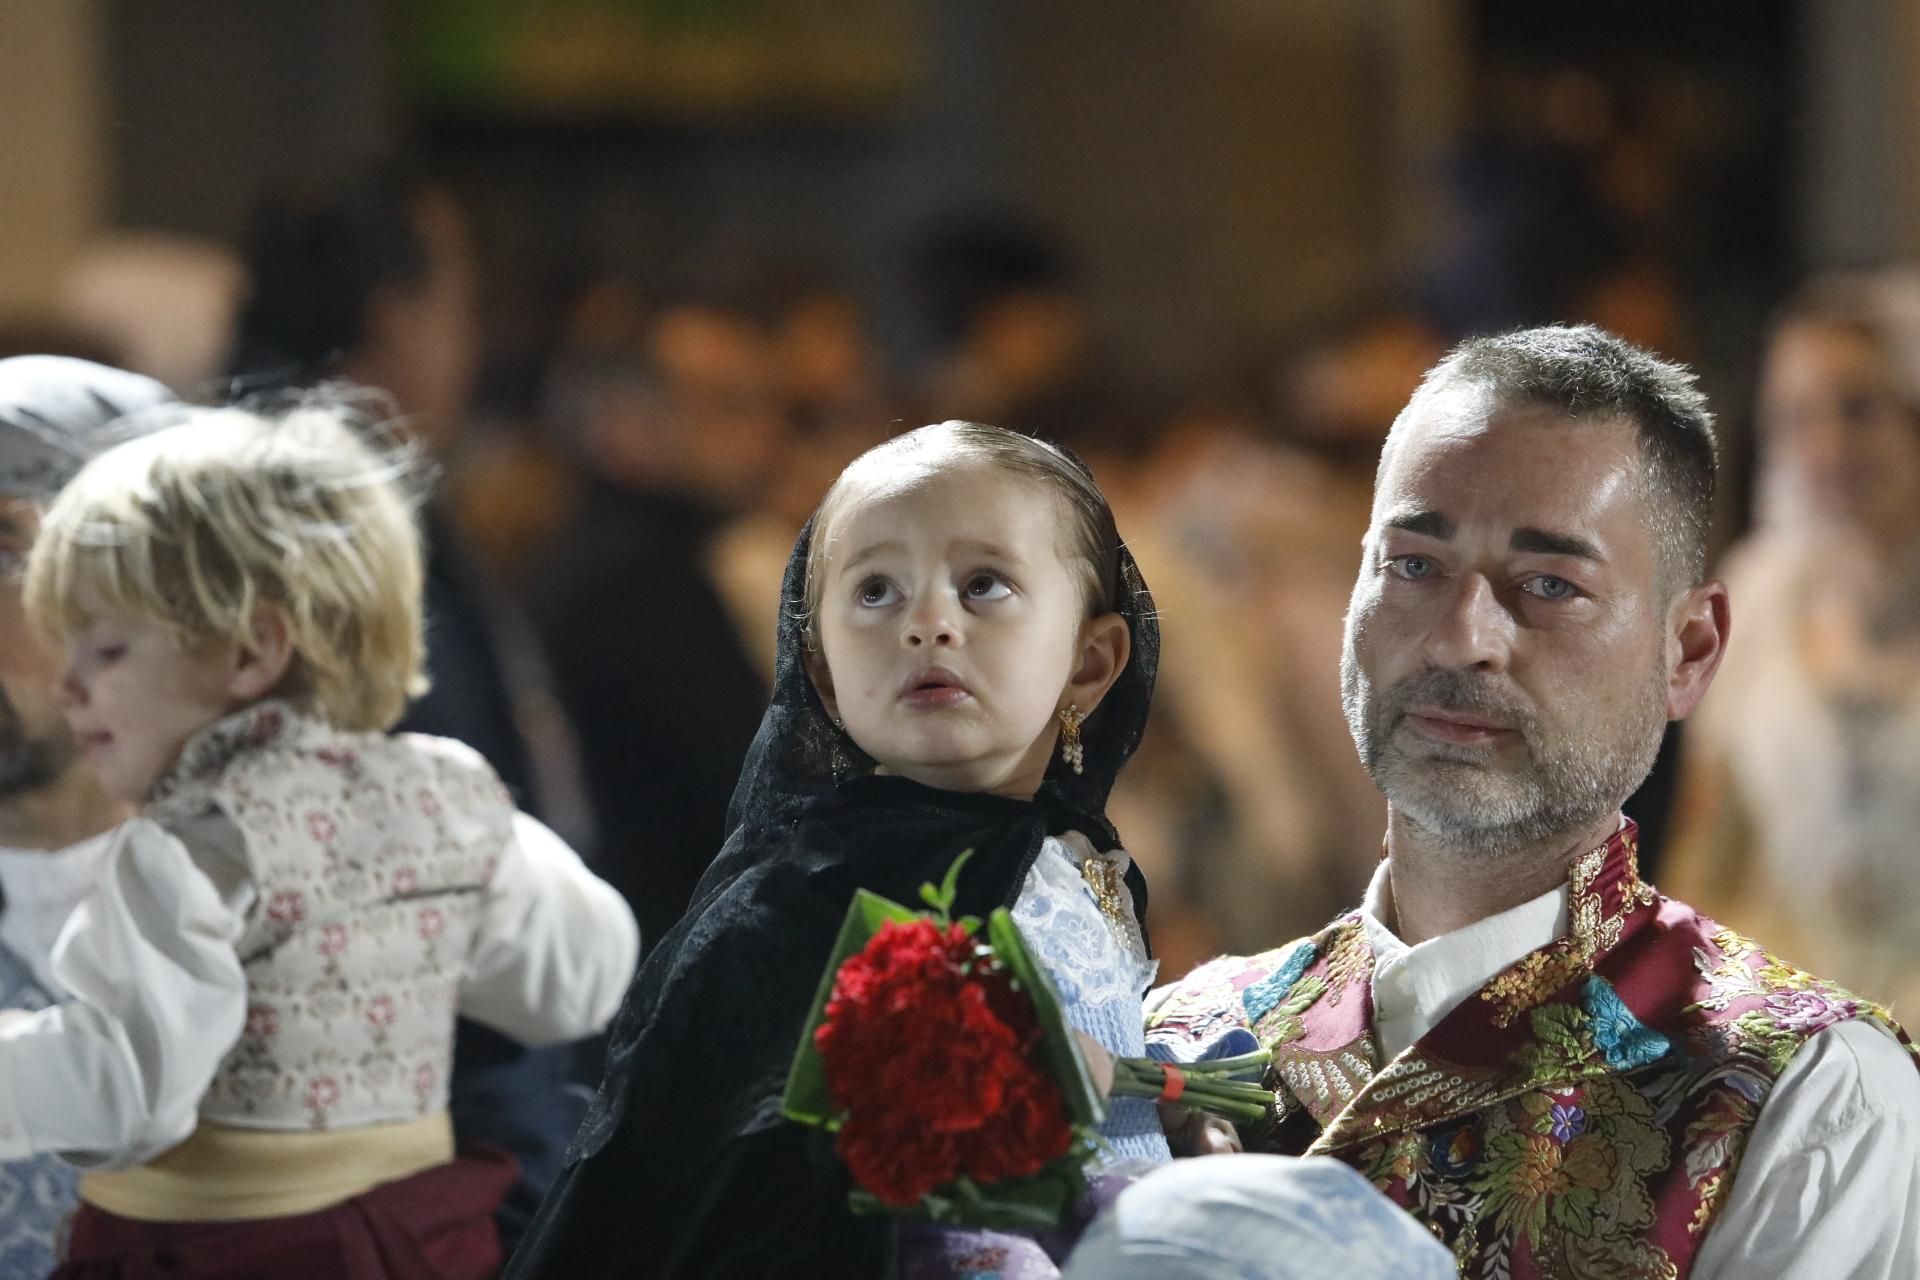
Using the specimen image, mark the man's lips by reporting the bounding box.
[899,666,972,709]
[1403,705,1515,745]
[74,730,112,754]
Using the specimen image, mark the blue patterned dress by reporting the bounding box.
[0,938,80,1278]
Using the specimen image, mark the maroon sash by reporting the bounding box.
[54,1149,515,1280]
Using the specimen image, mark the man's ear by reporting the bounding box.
[1666,580,1729,721]
[227,606,296,704]
[804,646,841,722]
[1062,612,1130,717]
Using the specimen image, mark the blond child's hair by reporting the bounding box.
[25,399,429,732]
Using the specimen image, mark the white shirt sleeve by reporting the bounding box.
[1692,1018,1920,1280]
[0,817,249,1170]
[456,811,639,1047]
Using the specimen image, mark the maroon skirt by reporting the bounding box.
[53,1149,517,1280]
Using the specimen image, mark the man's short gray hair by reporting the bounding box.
[1397,324,1718,588]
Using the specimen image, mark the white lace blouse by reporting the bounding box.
[1012,832,1170,1168]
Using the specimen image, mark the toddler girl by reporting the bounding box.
[510,421,1165,1279]
[12,402,638,1278]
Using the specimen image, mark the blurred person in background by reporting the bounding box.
[911,213,1148,457]
[1666,269,1920,1017]
[710,274,896,679]
[224,168,595,1254]
[528,286,772,952]
[1123,308,1446,957]
[52,233,245,393]
[0,355,170,1278]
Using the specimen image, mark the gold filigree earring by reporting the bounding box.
[1057,704,1084,775]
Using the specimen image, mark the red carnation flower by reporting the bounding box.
[814,917,1076,1207]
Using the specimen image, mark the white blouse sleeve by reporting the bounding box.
[0,816,249,1169]
[456,811,639,1047]
[1691,1018,1920,1280]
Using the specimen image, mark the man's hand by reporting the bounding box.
[1073,1030,1115,1097]
[1159,1102,1243,1156]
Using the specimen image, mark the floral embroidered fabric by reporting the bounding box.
[147,700,516,1132]
[1146,821,1920,1279]
[0,940,79,1277]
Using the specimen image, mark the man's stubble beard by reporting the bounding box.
[1339,640,1668,858]
[0,687,76,800]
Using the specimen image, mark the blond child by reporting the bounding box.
[11,402,637,1278]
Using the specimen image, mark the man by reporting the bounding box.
[0,355,171,1275]
[1146,325,1920,1277]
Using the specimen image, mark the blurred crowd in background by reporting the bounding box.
[5,0,1920,1011]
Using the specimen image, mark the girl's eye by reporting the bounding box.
[88,643,127,666]
[856,579,899,608]
[1387,555,1436,581]
[1522,574,1577,601]
[964,572,1012,601]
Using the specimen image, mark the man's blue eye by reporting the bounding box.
[1391,556,1434,580]
[1526,575,1575,600]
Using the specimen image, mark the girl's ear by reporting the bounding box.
[227,606,296,704]
[1063,612,1130,717]
[804,647,841,721]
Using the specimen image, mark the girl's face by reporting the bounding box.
[56,596,244,803]
[811,461,1126,799]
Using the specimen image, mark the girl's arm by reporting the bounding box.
[0,816,248,1168]
[457,812,639,1046]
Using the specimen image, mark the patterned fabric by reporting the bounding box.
[145,701,516,1132]
[1013,834,1169,1167]
[0,940,80,1278]
[1147,822,1920,1279]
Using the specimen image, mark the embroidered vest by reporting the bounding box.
[147,701,514,1132]
[1147,823,1920,1279]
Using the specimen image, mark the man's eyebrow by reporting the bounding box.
[1511,527,1606,562]
[1381,510,1454,539]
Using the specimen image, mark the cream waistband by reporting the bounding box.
[79,1110,455,1223]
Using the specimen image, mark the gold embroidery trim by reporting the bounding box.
[1079,856,1132,931]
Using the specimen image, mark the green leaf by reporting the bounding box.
[987,908,1107,1129]
[781,887,918,1126]
[918,849,976,920]
[845,1150,1091,1230]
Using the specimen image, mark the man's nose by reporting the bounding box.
[1422,574,1512,672]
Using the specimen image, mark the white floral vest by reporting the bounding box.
[146,700,514,1131]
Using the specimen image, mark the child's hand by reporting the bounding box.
[1158,1102,1244,1157]
[1073,1030,1115,1097]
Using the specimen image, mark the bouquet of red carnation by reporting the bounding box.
[782,853,1272,1229]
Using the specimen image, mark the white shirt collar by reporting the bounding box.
[1359,857,1570,1062]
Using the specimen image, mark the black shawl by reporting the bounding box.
[506,502,1158,1279]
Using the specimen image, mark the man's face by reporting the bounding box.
[0,497,77,797]
[1340,386,1674,849]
